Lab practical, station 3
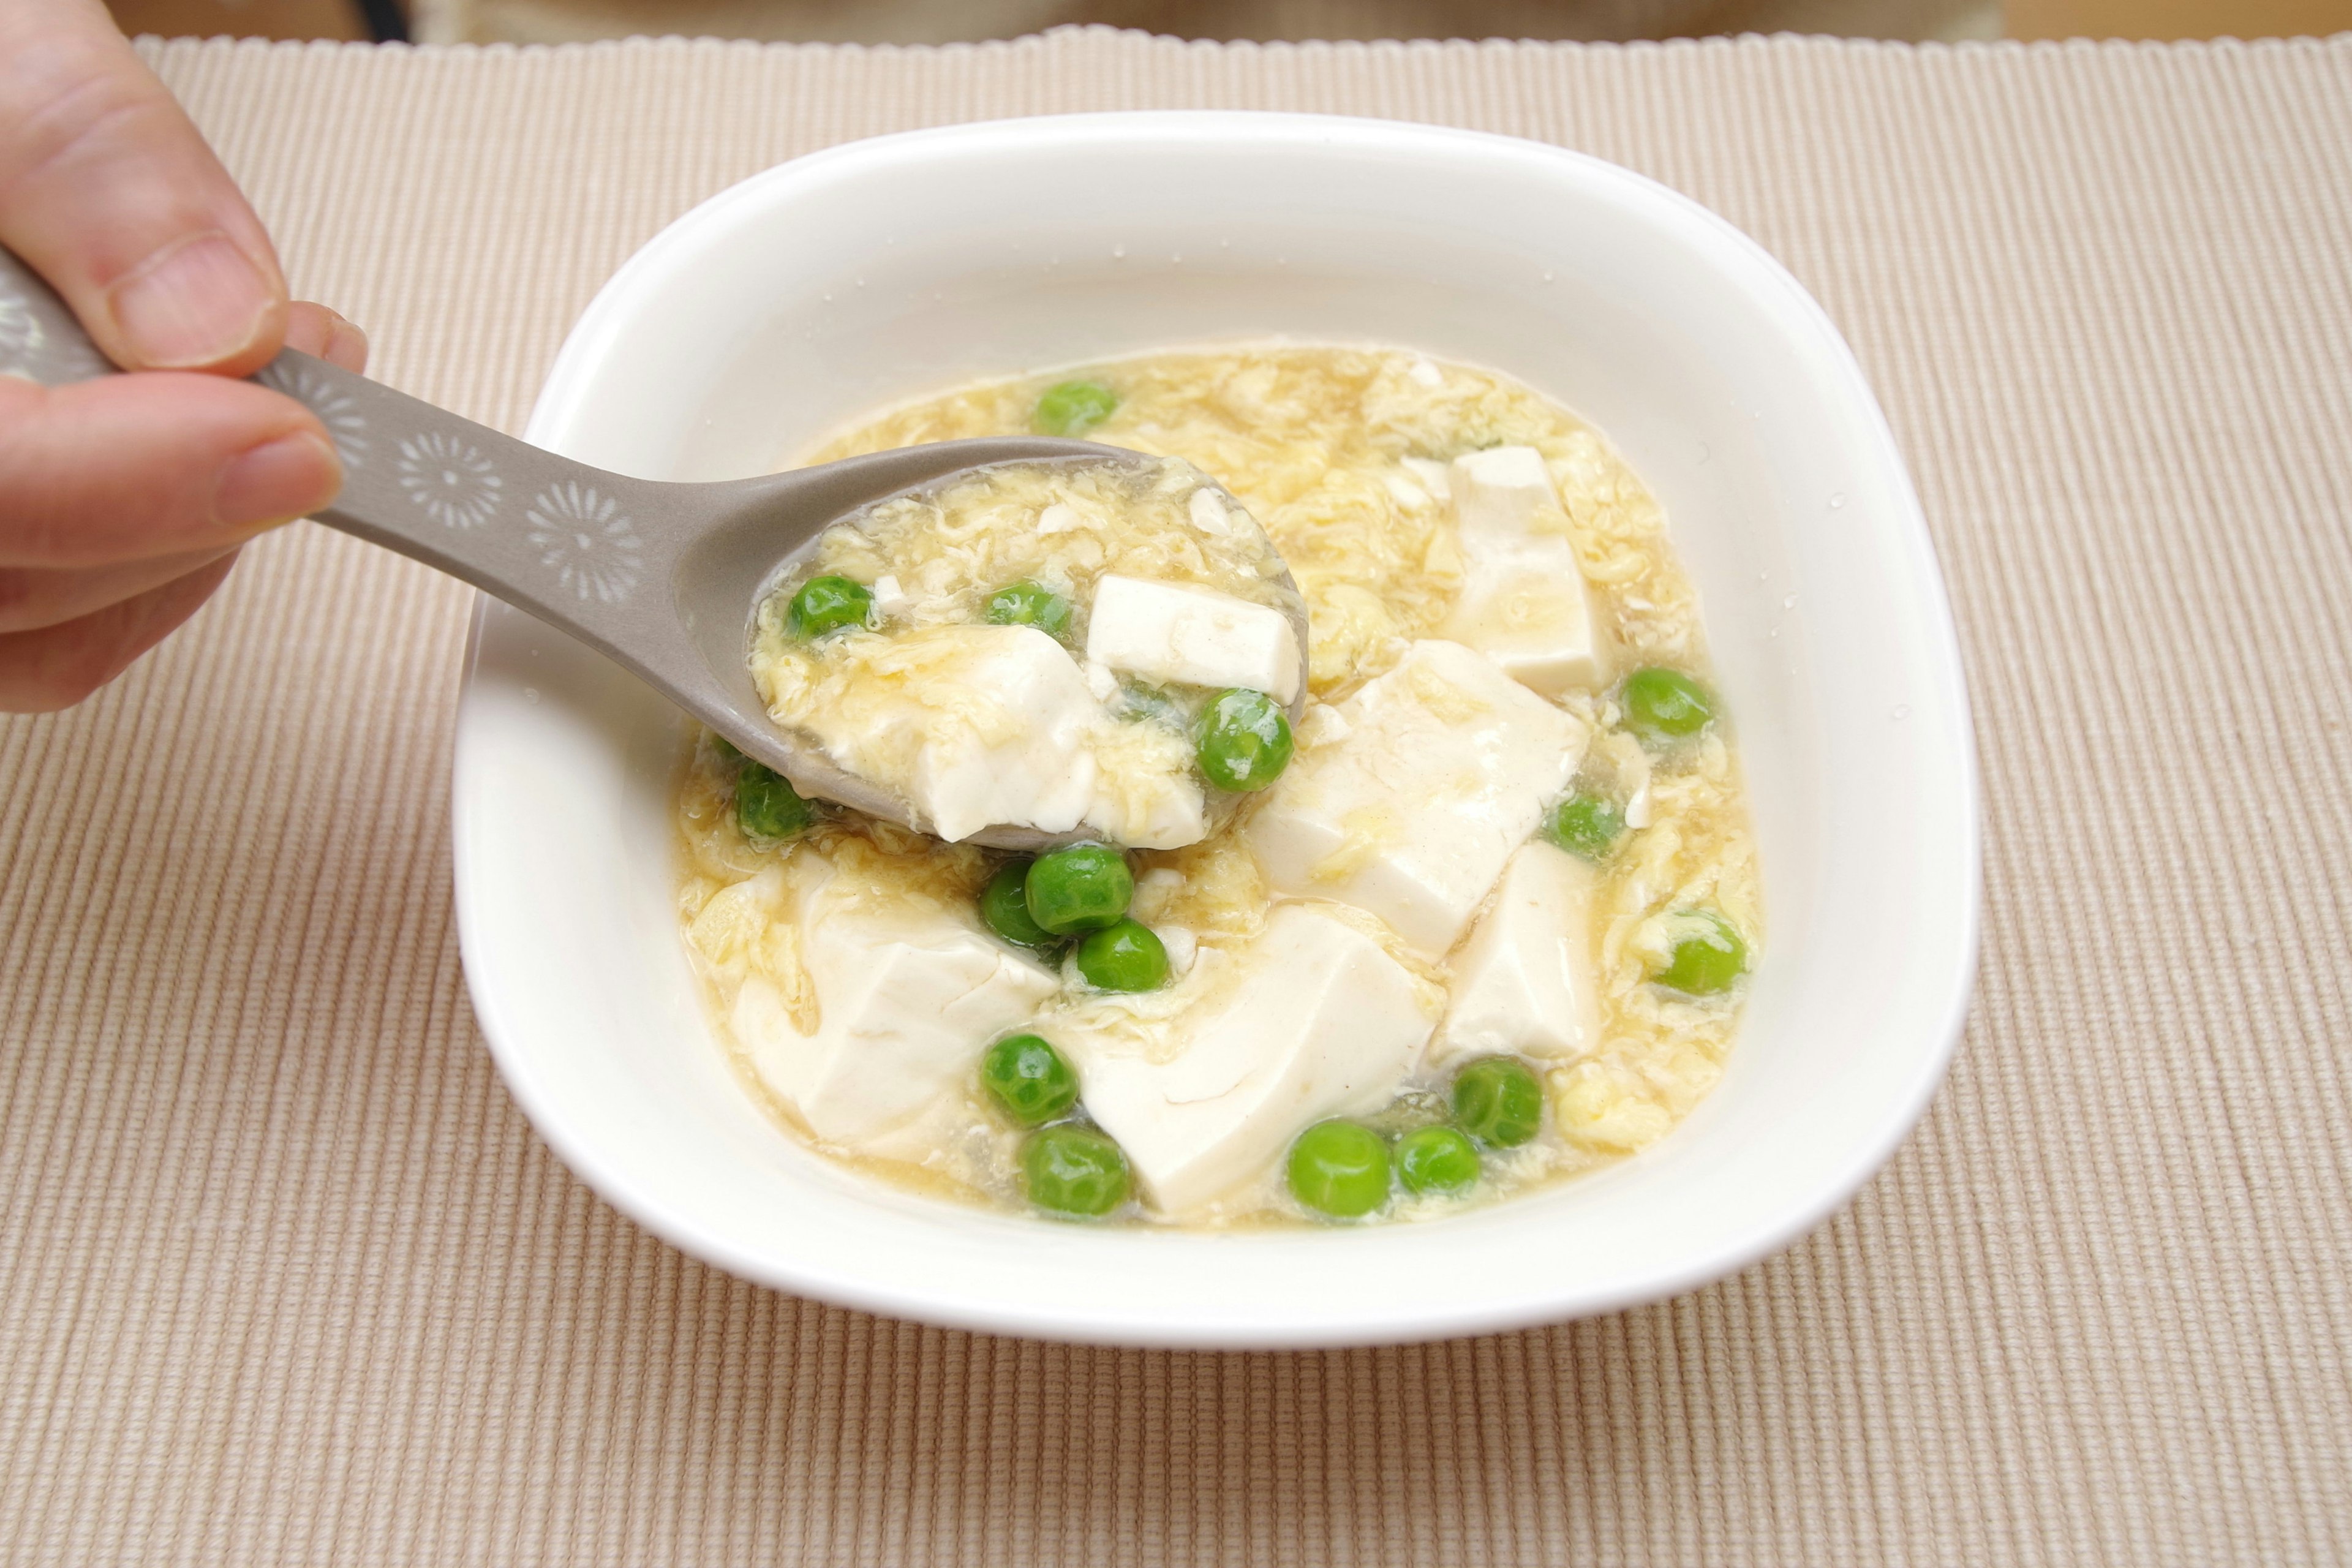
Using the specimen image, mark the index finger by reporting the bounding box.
[0,0,287,374]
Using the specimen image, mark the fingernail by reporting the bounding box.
[108,232,276,369]
[214,432,341,528]
[325,315,370,374]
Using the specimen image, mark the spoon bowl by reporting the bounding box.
[0,244,1306,849]
[708,450,1310,850]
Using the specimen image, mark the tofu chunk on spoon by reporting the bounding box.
[783,623,1206,849]
[1085,574,1303,704]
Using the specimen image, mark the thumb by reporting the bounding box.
[0,0,287,374]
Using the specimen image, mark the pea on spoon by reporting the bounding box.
[0,245,1308,850]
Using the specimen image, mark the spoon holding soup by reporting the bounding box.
[0,244,1307,849]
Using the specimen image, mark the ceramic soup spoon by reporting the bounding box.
[0,245,1307,850]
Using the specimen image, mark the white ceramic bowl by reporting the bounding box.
[454,112,1979,1349]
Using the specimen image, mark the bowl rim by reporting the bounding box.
[458,110,1982,1348]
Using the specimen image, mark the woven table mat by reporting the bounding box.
[2,28,2348,1566]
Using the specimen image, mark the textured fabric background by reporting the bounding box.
[410,0,1996,48]
[1,28,2348,1566]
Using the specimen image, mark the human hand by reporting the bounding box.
[1,0,366,712]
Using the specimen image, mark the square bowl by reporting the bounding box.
[454,112,1979,1348]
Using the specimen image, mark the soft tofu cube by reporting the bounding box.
[1085,575,1301,704]
[788,624,1205,848]
[735,902,1057,1155]
[1244,639,1586,954]
[1441,446,1613,696]
[1063,905,1435,1213]
[1444,546,1610,696]
[1434,842,1603,1065]
[1449,446,1567,536]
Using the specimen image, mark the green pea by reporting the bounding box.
[1022,1125,1130,1218]
[1652,908,1749,996]
[984,581,1072,638]
[1543,791,1625,862]
[1621,666,1716,745]
[1073,919,1169,992]
[980,861,1061,954]
[788,575,873,639]
[735,762,815,841]
[1194,688,1294,793]
[981,1033,1080,1127]
[1024,843,1132,935]
[1395,1125,1482,1197]
[1452,1057,1544,1148]
[1032,379,1118,437]
[1286,1120,1392,1219]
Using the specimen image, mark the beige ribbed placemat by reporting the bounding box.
[415,0,1995,48]
[2,28,2348,1566]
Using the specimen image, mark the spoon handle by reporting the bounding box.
[257,353,687,650]
[1,245,680,672]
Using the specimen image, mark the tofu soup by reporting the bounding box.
[673,347,1760,1226]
